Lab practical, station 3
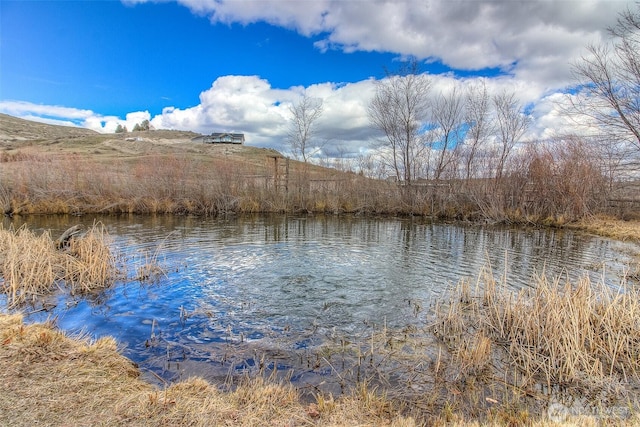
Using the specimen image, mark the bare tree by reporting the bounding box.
[589,134,631,189]
[356,153,375,177]
[526,137,607,218]
[287,93,324,162]
[462,80,493,181]
[570,5,640,152]
[368,63,432,184]
[492,91,530,181]
[428,86,465,180]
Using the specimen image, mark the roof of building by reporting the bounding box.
[191,132,245,143]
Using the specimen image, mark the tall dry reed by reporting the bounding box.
[433,266,640,404]
[0,222,121,306]
[62,222,120,295]
[0,225,59,306]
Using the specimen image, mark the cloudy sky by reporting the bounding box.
[0,0,634,158]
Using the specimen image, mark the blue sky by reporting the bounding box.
[0,0,634,157]
[3,1,406,117]
[2,0,481,117]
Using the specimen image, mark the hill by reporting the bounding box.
[0,113,284,165]
[0,113,98,142]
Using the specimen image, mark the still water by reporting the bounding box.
[1,214,637,392]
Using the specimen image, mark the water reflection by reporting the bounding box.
[1,214,637,391]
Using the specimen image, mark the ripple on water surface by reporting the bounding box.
[3,214,638,388]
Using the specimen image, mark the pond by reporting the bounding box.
[1,214,637,396]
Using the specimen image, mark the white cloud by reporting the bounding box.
[101,0,638,161]
[0,100,96,121]
[0,100,153,134]
[149,76,381,155]
[149,76,293,147]
[0,72,615,163]
[529,91,603,141]
[147,73,591,159]
[128,0,632,91]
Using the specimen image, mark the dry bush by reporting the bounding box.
[0,141,626,220]
[0,150,407,216]
[525,137,608,220]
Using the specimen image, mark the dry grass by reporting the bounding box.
[0,226,60,306]
[431,266,640,424]
[62,222,120,294]
[0,313,415,426]
[570,215,640,242]
[0,222,121,306]
[484,274,639,393]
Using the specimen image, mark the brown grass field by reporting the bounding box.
[1,114,640,425]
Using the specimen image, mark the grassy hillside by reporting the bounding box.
[0,113,99,141]
[0,113,279,163]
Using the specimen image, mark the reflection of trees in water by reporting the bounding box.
[10,214,634,405]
